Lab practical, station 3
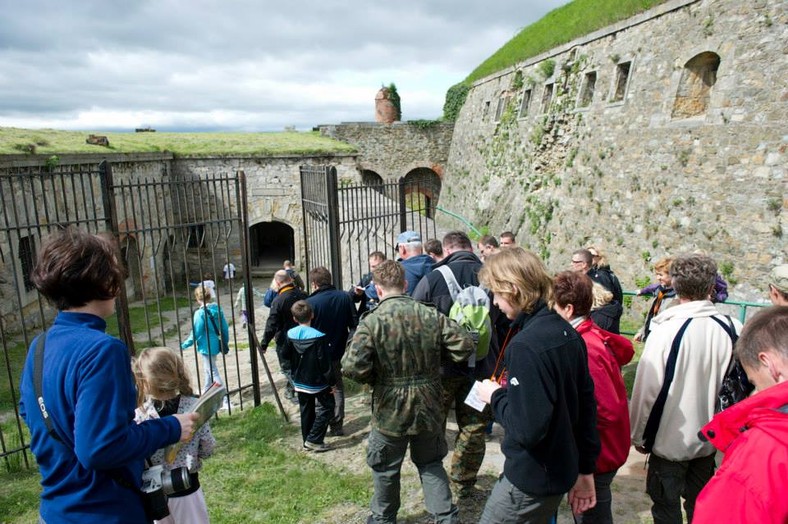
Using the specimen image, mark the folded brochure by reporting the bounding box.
[164,381,227,463]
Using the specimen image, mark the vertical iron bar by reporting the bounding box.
[398,177,407,237]
[326,166,342,287]
[99,161,134,354]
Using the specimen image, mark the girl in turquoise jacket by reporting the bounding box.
[182,285,230,400]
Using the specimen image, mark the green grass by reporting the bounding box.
[0,468,40,522]
[0,341,28,413]
[0,128,357,157]
[463,0,668,86]
[0,404,370,523]
[620,314,646,397]
[105,296,191,339]
[0,296,191,412]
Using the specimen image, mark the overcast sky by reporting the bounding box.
[0,0,569,132]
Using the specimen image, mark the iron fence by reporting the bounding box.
[300,165,438,291]
[0,161,264,471]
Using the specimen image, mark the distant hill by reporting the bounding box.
[0,127,356,157]
[443,0,669,120]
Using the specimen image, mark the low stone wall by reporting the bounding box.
[318,121,454,180]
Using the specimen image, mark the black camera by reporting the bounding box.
[140,465,191,521]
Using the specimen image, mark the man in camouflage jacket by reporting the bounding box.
[343,260,473,524]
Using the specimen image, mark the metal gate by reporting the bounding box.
[300,165,438,290]
[0,160,264,471]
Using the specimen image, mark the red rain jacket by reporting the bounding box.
[576,318,634,473]
[694,380,788,524]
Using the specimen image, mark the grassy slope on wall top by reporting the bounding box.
[0,127,357,157]
[443,0,669,120]
[466,0,669,84]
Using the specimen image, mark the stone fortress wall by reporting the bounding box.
[440,0,786,298]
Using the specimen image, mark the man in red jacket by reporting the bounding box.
[694,306,788,524]
[553,271,634,523]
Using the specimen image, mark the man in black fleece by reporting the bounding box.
[261,270,307,402]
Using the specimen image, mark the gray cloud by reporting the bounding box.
[0,0,568,131]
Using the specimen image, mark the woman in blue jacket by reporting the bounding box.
[181,285,230,399]
[19,227,197,524]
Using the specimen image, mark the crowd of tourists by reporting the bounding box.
[17,226,788,524]
[264,229,788,524]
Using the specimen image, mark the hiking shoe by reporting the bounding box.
[328,426,344,437]
[303,440,331,452]
[284,389,297,403]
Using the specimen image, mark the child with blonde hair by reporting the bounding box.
[134,347,216,524]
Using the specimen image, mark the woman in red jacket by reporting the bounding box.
[553,271,635,524]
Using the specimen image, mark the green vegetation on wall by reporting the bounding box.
[386,82,402,121]
[443,0,668,119]
[443,83,470,121]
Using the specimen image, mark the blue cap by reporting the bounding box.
[396,231,421,244]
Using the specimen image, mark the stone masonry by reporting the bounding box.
[440,0,786,298]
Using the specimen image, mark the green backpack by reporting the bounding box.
[436,266,492,365]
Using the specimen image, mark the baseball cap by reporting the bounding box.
[396,231,421,245]
[769,264,788,294]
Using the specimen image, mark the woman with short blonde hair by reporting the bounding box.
[475,248,600,522]
[478,248,552,314]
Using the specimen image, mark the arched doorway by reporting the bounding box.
[362,169,384,190]
[249,221,295,275]
[403,168,441,219]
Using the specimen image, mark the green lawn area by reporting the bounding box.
[0,404,370,524]
[104,296,191,339]
[0,127,357,157]
[0,296,192,413]
[0,341,28,413]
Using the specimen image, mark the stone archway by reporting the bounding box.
[249,221,295,276]
[362,169,384,187]
[672,51,721,119]
[403,167,442,219]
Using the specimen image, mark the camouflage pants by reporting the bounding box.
[441,375,491,492]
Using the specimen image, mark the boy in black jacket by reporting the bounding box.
[282,300,335,452]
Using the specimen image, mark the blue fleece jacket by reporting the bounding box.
[19,312,181,523]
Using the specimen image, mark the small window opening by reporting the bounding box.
[579,72,597,108]
[672,52,720,119]
[519,89,532,117]
[187,224,205,248]
[540,84,554,114]
[19,235,36,292]
[611,61,631,102]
